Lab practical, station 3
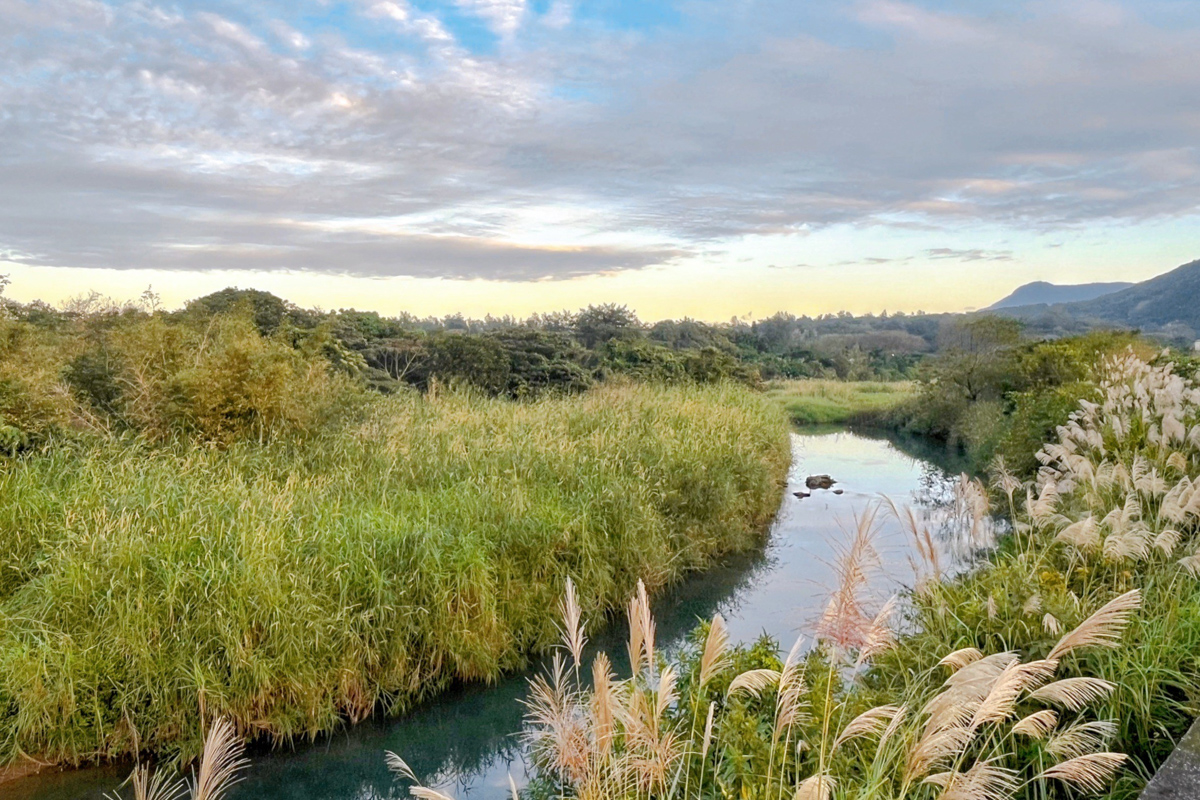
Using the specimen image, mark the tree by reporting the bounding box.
[933,316,1023,402]
[421,332,510,394]
[184,288,315,335]
[574,304,642,349]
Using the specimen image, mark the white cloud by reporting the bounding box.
[542,0,571,29]
[365,0,454,42]
[455,0,526,36]
[0,0,1198,283]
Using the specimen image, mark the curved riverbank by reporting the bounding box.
[11,427,967,800]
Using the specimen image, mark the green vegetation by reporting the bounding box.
[766,379,916,425]
[0,283,942,424]
[896,318,1156,474]
[0,382,789,766]
[12,276,1200,798]
[0,283,794,769]
[484,347,1200,800]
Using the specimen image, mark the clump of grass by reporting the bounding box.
[0,381,790,766]
[765,379,915,426]
[866,348,1200,796]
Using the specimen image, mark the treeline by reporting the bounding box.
[0,284,945,449]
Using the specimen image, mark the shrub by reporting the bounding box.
[77,313,368,443]
[0,318,78,450]
[901,325,1159,475]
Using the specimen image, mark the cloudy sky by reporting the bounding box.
[1,0,1198,319]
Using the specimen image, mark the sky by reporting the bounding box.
[1,0,1198,321]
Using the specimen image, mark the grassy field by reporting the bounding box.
[765,379,915,425]
[0,382,790,767]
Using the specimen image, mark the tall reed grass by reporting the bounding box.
[380,348,1200,800]
[875,350,1200,794]
[0,382,790,766]
[392,556,1138,800]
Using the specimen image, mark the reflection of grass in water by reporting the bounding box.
[836,426,990,568]
[876,427,975,477]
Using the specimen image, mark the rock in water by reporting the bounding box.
[805,475,836,490]
[793,491,811,499]
[832,488,844,495]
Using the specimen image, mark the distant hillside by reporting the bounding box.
[994,259,1200,340]
[1062,259,1200,329]
[987,281,1133,309]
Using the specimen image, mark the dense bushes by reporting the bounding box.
[0,289,788,438]
[2,285,950,418]
[365,328,595,398]
[0,317,76,452]
[0,383,790,765]
[0,311,368,448]
[898,320,1153,474]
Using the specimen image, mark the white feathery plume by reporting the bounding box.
[1012,709,1058,740]
[793,773,835,800]
[938,647,984,673]
[1028,677,1115,711]
[726,669,780,699]
[1047,589,1141,660]
[1047,719,1117,759]
[831,705,903,753]
[558,577,586,668]
[1038,752,1126,793]
[698,614,730,687]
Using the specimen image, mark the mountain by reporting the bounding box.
[1061,259,1200,330]
[992,259,1200,339]
[987,281,1133,310]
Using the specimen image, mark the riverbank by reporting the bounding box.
[765,379,915,426]
[10,426,969,800]
[520,351,1200,800]
[0,382,790,771]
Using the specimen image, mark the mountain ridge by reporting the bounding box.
[991,259,1200,336]
[987,281,1133,310]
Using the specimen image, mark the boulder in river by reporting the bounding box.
[832,488,844,495]
[805,475,836,490]
[793,490,811,499]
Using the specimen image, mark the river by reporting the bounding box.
[11,427,972,800]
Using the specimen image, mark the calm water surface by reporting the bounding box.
[13,428,969,800]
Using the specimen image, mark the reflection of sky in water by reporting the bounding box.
[13,431,964,800]
[712,430,954,647]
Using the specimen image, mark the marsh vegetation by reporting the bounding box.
[433,348,1198,800]
[765,380,915,426]
[0,290,792,769]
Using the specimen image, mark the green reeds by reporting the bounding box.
[0,382,790,766]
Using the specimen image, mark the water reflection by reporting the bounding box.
[12,428,966,800]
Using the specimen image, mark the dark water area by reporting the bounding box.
[12,428,970,800]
